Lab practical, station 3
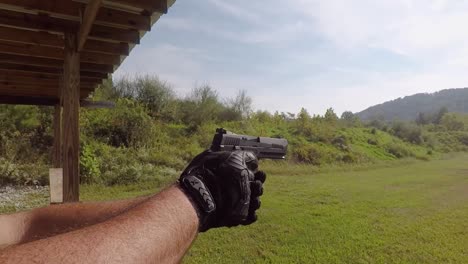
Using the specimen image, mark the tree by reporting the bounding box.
[296,108,311,133]
[228,90,253,119]
[181,85,223,127]
[324,108,338,124]
[441,113,465,131]
[415,112,430,125]
[340,111,359,126]
[434,106,448,124]
[134,75,176,120]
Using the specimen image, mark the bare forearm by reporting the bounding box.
[0,195,149,247]
[0,185,199,264]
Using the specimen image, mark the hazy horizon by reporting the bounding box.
[115,0,468,116]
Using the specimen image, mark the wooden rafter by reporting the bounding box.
[0,40,120,65]
[0,9,140,44]
[0,27,129,55]
[0,0,174,102]
[78,0,103,51]
[0,53,114,73]
[0,63,108,79]
[0,0,151,30]
[104,0,168,14]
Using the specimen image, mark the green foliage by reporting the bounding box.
[390,121,423,144]
[79,142,101,184]
[440,113,465,131]
[2,74,468,186]
[340,111,360,126]
[81,98,155,148]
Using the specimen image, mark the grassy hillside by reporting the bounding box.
[1,76,468,187]
[357,88,468,121]
[2,155,467,263]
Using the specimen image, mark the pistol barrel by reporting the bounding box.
[210,128,288,159]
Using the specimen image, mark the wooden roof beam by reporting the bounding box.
[0,9,140,44]
[0,95,59,106]
[0,0,151,30]
[0,26,129,55]
[0,96,111,106]
[104,0,168,14]
[0,53,114,73]
[78,0,103,51]
[0,85,94,97]
[0,63,108,79]
[0,40,121,65]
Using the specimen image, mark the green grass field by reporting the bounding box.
[1,155,467,263]
[184,155,468,263]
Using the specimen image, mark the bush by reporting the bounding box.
[80,143,101,184]
[391,121,423,144]
[385,143,413,158]
[0,158,48,185]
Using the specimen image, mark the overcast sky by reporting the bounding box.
[115,0,468,115]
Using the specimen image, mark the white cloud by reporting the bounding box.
[115,44,208,94]
[292,0,468,58]
[207,0,262,24]
[118,0,468,115]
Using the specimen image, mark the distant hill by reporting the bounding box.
[357,88,468,121]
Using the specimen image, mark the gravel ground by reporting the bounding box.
[0,185,49,213]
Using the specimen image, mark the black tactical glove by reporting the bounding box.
[178,150,266,232]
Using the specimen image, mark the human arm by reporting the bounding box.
[0,185,198,264]
[0,195,149,248]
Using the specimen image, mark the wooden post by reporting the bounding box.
[52,104,61,167]
[62,32,80,202]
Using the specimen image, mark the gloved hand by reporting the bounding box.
[178,150,266,232]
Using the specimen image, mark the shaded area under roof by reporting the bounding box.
[0,0,175,105]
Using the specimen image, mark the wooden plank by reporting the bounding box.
[0,80,98,88]
[0,63,109,79]
[0,9,140,44]
[105,0,168,13]
[81,51,121,65]
[0,0,151,30]
[62,32,80,202]
[0,85,60,97]
[0,53,114,73]
[0,95,58,105]
[0,69,102,83]
[81,62,114,73]
[0,83,95,93]
[84,40,129,55]
[0,96,101,106]
[78,0,104,51]
[0,40,121,65]
[52,105,62,167]
[0,27,129,55]
[89,25,140,44]
[0,27,63,47]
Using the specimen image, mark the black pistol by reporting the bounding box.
[210,128,288,159]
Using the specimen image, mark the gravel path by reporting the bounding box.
[0,186,49,213]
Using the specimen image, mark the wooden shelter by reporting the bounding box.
[0,0,175,202]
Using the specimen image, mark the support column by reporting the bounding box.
[62,32,80,202]
[52,104,61,168]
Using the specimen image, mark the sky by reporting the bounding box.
[115,0,468,116]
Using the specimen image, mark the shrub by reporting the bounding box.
[385,143,413,158]
[80,143,101,184]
